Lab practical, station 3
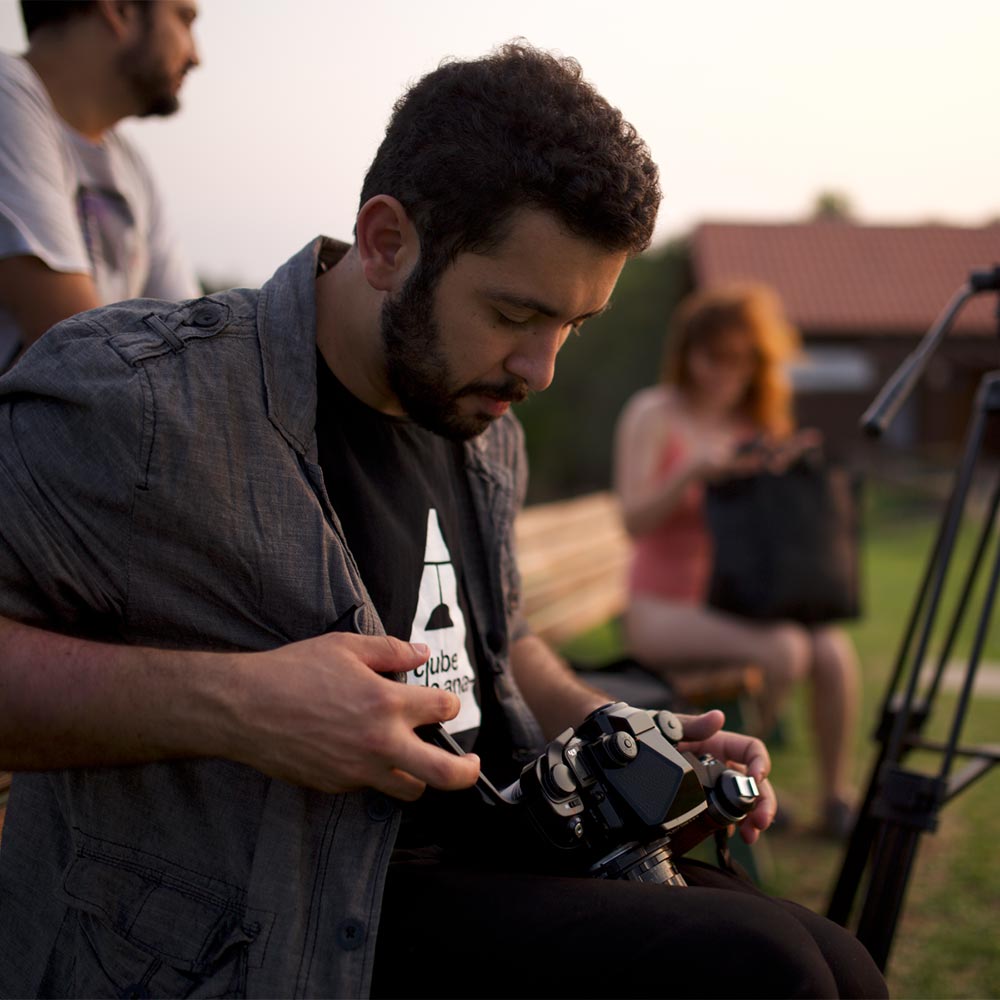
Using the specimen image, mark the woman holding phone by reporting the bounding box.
[612,283,859,837]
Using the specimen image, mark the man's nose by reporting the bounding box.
[503,327,565,393]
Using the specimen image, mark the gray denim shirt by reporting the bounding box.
[0,237,545,998]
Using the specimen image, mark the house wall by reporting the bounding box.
[792,335,1000,470]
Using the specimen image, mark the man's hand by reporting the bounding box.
[223,632,481,801]
[674,709,777,844]
[0,616,479,799]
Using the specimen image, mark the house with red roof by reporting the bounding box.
[691,221,1000,463]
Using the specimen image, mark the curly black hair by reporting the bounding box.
[359,41,661,277]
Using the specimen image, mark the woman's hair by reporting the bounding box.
[661,283,800,436]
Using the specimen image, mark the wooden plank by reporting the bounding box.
[516,490,631,644]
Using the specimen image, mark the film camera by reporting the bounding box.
[424,701,760,886]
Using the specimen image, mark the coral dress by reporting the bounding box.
[627,435,713,605]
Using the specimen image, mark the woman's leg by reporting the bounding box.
[808,625,861,831]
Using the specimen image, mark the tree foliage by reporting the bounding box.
[812,190,855,222]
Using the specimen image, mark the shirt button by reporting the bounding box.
[336,918,366,951]
[190,304,218,327]
[243,920,262,939]
[365,792,395,822]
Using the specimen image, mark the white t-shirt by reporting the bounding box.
[0,51,200,368]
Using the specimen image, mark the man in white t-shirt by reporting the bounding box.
[0,0,201,370]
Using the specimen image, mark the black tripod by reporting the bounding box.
[826,265,1000,973]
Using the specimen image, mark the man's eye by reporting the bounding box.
[496,311,530,326]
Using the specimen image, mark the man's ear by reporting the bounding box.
[355,196,420,293]
[95,0,142,41]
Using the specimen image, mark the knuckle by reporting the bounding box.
[433,757,473,791]
[365,724,396,760]
[435,689,460,719]
[361,678,404,720]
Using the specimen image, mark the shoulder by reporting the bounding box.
[617,384,677,433]
[0,311,147,462]
[8,289,258,378]
[0,52,59,133]
[0,51,43,99]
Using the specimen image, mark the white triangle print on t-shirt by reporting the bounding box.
[406,508,481,735]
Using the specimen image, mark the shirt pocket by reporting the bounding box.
[50,834,273,999]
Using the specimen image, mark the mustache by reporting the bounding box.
[460,378,530,405]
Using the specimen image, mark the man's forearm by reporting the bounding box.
[509,633,611,739]
[0,616,478,798]
[0,615,238,770]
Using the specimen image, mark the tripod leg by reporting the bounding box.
[854,819,923,972]
[827,694,929,925]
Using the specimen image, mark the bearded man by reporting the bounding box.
[0,41,887,1000]
[0,0,201,370]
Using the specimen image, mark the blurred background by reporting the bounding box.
[3,2,999,995]
[6,0,997,500]
[3,0,997,289]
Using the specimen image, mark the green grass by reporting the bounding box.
[561,477,1000,999]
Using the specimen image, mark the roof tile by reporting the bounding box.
[692,222,1000,336]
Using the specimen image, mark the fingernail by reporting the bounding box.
[410,642,430,657]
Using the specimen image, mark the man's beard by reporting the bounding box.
[118,33,184,118]
[380,264,528,441]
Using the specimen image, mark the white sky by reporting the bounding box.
[2,0,998,286]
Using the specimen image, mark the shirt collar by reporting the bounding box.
[256,236,349,458]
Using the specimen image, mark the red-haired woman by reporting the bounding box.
[612,283,858,837]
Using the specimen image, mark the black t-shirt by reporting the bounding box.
[314,351,508,843]
[314,350,488,744]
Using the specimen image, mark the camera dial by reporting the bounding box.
[599,731,639,766]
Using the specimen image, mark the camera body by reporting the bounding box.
[508,702,760,884]
[423,701,760,885]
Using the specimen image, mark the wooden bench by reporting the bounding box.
[515,489,765,725]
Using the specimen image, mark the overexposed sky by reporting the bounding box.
[2,0,998,286]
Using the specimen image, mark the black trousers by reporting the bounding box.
[371,851,888,1000]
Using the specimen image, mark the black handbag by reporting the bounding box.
[704,454,862,625]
